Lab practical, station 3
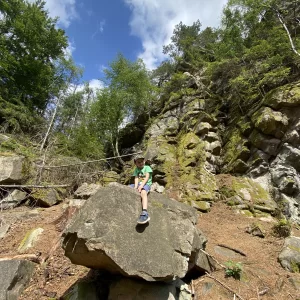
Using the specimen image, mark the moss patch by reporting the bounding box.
[264,82,300,109]
[222,128,250,173]
[232,177,270,205]
[251,106,288,138]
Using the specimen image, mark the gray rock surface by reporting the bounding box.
[74,183,102,199]
[33,188,61,207]
[0,190,27,210]
[0,156,25,184]
[62,184,207,282]
[0,259,36,300]
[0,224,10,239]
[278,236,300,272]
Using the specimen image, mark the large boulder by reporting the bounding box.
[251,106,289,139]
[0,259,36,300]
[62,184,207,282]
[0,156,25,184]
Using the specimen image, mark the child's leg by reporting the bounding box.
[140,190,148,210]
[140,184,150,210]
[137,186,151,224]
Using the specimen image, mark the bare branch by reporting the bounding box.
[0,185,70,188]
[0,254,40,264]
[205,272,245,300]
[36,151,142,169]
[275,9,300,57]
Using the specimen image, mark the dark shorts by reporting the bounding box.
[129,183,151,193]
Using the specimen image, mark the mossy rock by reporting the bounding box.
[192,200,211,212]
[147,137,177,165]
[237,117,253,137]
[102,171,120,185]
[222,128,251,170]
[227,159,249,174]
[249,129,281,156]
[177,132,206,168]
[176,133,216,200]
[251,106,289,138]
[241,210,254,217]
[232,177,275,208]
[264,82,300,109]
[32,188,61,207]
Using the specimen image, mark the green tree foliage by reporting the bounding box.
[89,54,155,159]
[163,20,220,67]
[151,60,176,87]
[163,20,202,62]
[158,0,300,112]
[0,0,68,132]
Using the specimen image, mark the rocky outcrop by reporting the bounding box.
[142,94,219,209]
[217,82,300,222]
[62,184,208,282]
[0,259,36,300]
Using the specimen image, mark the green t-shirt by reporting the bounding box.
[133,165,153,186]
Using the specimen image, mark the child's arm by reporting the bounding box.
[134,176,139,189]
[138,172,150,192]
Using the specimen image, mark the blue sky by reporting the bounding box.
[39,0,228,89]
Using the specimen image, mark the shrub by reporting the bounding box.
[272,219,291,238]
[224,260,243,280]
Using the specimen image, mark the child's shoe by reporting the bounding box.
[137,211,150,224]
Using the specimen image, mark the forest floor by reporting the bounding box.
[1,198,300,299]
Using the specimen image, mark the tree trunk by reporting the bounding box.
[40,96,61,152]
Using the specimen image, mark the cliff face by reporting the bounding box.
[124,73,300,223]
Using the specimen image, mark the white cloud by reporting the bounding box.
[92,19,106,39]
[124,0,228,69]
[63,40,76,57]
[29,0,78,28]
[73,79,104,99]
[88,79,104,91]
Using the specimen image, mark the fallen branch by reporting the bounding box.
[205,272,245,300]
[0,184,70,188]
[200,249,226,269]
[191,279,195,296]
[217,244,247,257]
[0,254,40,264]
[36,151,142,169]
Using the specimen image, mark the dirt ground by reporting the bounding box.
[1,199,300,299]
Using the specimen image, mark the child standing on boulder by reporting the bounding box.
[130,154,152,224]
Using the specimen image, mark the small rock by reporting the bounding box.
[0,189,27,210]
[74,183,102,199]
[18,228,44,253]
[245,223,265,238]
[0,224,10,239]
